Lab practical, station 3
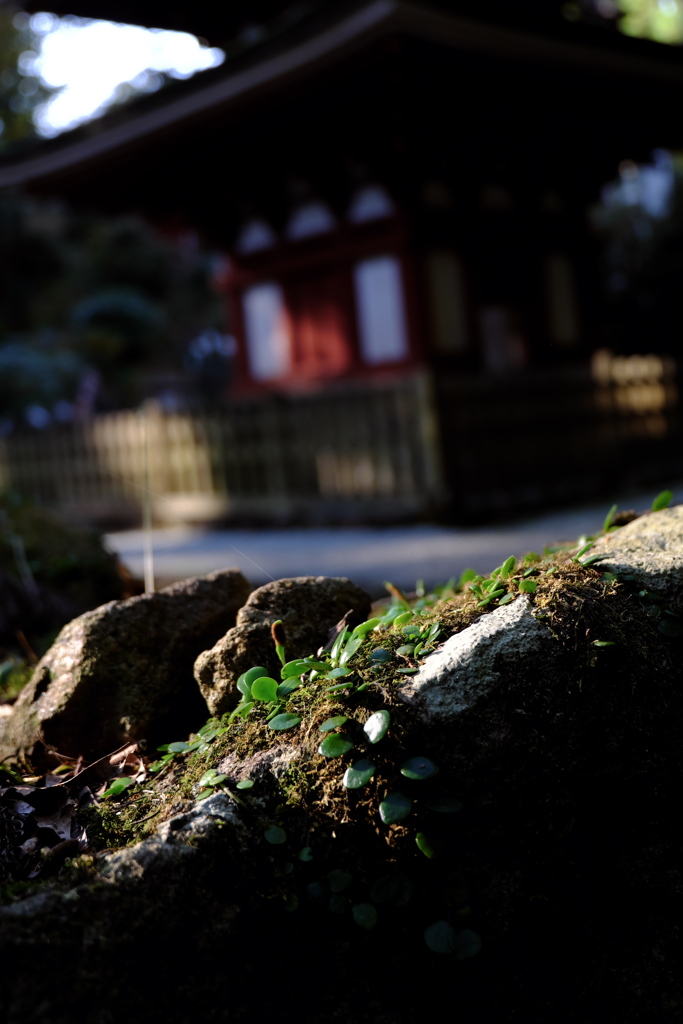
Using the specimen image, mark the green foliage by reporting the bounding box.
[424,920,458,954]
[319,715,348,732]
[415,832,440,859]
[0,657,31,702]
[342,759,376,789]
[351,903,378,929]
[0,9,55,148]
[400,756,439,780]
[652,489,673,512]
[250,676,279,702]
[425,797,463,813]
[318,734,354,758]
[268,714,302,732]
[0,196,222,417]
[0,490,123,653]
[101,777,134,799]
[423,921,481,957]
[379,792,412,825]
[328,869,352,892]
[363,710,390,744]
[603,503,619,532]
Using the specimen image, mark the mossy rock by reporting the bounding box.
[2,515,683,1023]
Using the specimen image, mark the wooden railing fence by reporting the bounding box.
[0,374,442,525]
[0,358,680,527]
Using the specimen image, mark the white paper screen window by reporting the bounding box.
[353,255,409,364]
[242,282,291,380]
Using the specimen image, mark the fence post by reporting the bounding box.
[414,370,449,511]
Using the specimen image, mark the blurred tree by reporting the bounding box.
[0,5,55,147]
[0,198,224,424]
[617,0,683,44]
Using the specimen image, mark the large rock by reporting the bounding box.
[591,504,683,606]
[0,569,249,766]
[195,575,371,715]
[3,520,683,1024]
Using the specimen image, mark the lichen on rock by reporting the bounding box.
[398,594,556,719]
[592,503,683,606]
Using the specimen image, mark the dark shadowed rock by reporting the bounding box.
[194,575,371,716]
[0,569,249,766]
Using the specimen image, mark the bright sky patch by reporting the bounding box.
[18,11,224,136]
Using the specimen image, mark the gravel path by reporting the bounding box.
[106,485,682,598]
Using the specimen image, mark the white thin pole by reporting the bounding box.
[140,405,155,593]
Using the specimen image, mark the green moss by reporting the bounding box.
[0,659,32,702]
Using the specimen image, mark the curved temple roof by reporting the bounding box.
[2,0,683,193]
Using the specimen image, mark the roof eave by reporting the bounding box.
[1,0,681,190]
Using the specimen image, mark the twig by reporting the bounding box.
[15,630,38,665]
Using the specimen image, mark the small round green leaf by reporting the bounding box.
[369,648,391,664]
[264,825,287,845]
[415,832,440,858]
[298,846,313,862]
[400,756,439,780]
[396,644,415,656]
[284,894,299,912]
[455,929,482,960]
[379,791,412,825]
[268,714,302,732]
[518,579,537,594]
[659,618,683,638]
[424,920,458,954]
[426,796,463,814]
[244,665,268,685]
[319,715,349,733]
[343,758,376,789]
[371,874,400,904]
[328,869,352,892]
[236,779,254,790]
[352,903,378,930]
[251,676,279,701]
[363,710,390,744]
[167,741,190,753]
[318,734,354,758]
[307,882,323,898]
[369,871,412,907]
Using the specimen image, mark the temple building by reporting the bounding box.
[1,0,682,520]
